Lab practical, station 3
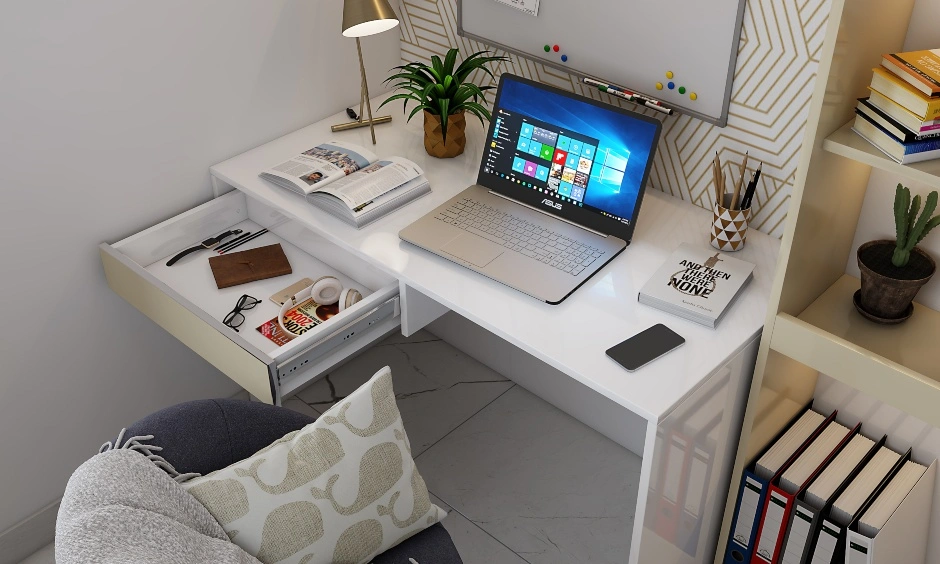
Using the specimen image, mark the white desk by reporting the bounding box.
[205,103,779,564]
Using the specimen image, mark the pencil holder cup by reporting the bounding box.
[710,201,751,252]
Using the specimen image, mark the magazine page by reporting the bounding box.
[350,175,429,218]
[261,141,377,194]
[313,156,423,209]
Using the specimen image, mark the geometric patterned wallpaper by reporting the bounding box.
[397,0,832,237]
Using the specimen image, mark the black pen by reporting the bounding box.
[215,231,253,253]
[218,229,268,254]
[741,164,762,210]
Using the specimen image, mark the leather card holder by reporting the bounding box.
[209,243,292,289]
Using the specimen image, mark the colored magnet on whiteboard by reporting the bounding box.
[690,92,698,100]
[666,71,674,79]
[553,45,559,52]
[667,82,675,90]
[561,54,568,62]
[544,44,550,52]
[678,86,686,94]
[655,82,663,90]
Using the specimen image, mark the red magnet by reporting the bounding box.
[553,45,560,52]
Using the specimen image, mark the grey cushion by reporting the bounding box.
[118,398,462,564]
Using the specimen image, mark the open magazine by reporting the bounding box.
[259,141,430,228]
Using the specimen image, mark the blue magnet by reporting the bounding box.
[560,54,568,62]
[667,82,675,90]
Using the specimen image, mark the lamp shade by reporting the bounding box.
[342,0,400,38]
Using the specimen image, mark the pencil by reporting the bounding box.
[731,151,748,210]
[714,153,723,206]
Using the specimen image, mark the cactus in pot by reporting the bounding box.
[856,184,939,323]
[892,185,940,267]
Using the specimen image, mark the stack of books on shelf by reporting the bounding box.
[853,49,940,164]
[722,403,936,564]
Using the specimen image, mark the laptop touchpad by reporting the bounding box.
[441,234,503,268]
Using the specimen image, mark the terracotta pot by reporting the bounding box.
[423,110,466,158]
[857,239,935,322]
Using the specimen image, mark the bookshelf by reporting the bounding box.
[715,0,940,561]
[772,275,940,427]
[823,122,940,189]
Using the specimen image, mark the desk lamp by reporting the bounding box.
[331,0,400,144]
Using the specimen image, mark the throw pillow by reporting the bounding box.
[182,366,445,564]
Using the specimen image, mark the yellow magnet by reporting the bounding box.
[690,92,698,100]
[655,82,663,90]
[666,71,674,79]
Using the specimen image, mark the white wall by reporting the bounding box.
[0,0,399,550]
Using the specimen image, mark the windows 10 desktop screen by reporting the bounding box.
[481,78,659,224]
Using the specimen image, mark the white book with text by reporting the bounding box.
[638,243,755,328]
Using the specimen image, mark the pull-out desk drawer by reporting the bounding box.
[100,191,400,404]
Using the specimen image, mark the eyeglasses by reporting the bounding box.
[223,294,260,332]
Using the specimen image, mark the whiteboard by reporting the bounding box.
[458,0,747,126]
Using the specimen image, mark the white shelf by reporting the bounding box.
[823,121,940,189]
[770,274,940,427]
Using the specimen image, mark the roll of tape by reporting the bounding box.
[310,276,342,305]
[340,288,363,311]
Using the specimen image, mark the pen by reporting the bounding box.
[582,78,674,116]
[601,86,675,115]
[741,163,761,210]
[583,78,664,105]
[214,230,253,253]
[218,229,269,254]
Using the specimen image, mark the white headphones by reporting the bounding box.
[278,276,363,337]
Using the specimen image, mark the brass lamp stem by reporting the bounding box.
[330,35,392,137]
[357,37,376,145]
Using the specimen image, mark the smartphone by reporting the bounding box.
[606,324,685,372]
[270,278,315,306]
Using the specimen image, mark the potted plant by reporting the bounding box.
[855,184,940,323]
[379,48,507,158]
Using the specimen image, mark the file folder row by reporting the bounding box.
[723,404,935,564]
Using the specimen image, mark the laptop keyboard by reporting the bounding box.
[434,198,605,276]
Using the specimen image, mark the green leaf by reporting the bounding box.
[908,194,922,236]
[434,98,450,140]
[385,71,431,87]
[463,107,488,128]
[443,48,458,77]
[385,48,505,125]
[407,103,432,122]
[377,92,422,110]
[430,55,444,79]
[920,215,940,244]
[896,185,910,250]
[911,191,939,247]
[455,53,507,83]
[460,101,492,123]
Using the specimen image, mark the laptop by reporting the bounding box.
[400,74,662,304]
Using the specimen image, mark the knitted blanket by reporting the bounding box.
[55,448,260,564]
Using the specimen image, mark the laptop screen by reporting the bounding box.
[478,74,662,241]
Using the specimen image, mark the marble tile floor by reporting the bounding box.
[20,329,641,564]
[291,329,643,564]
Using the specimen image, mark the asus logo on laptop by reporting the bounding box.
[542,198,562,210]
